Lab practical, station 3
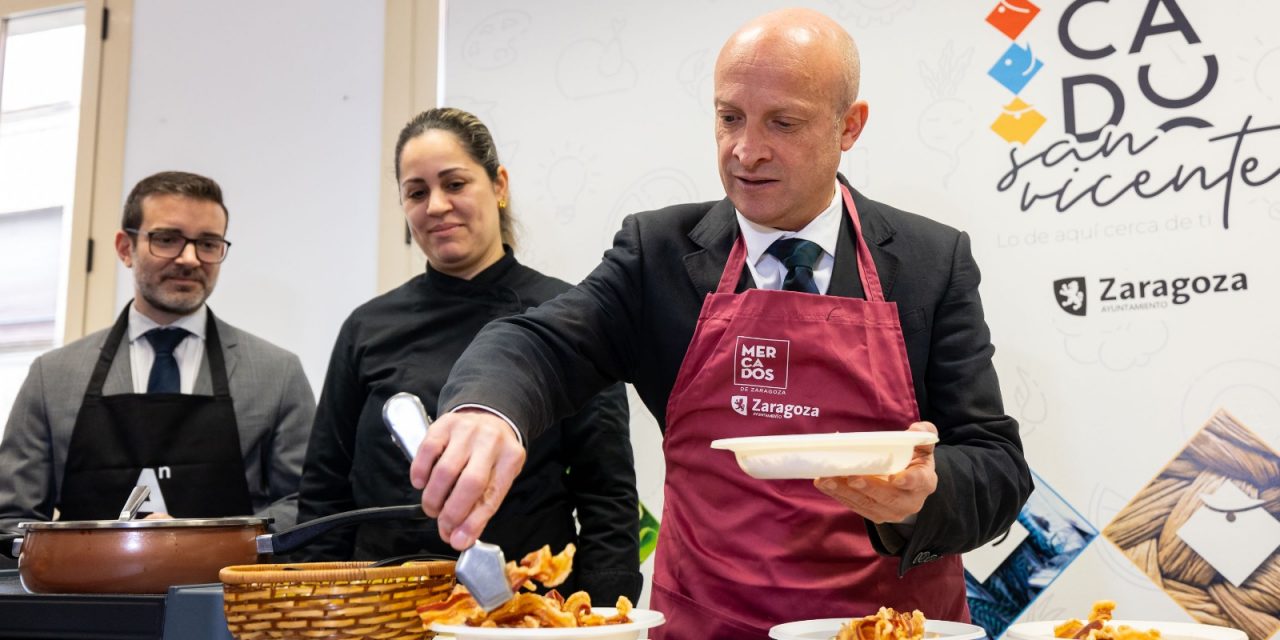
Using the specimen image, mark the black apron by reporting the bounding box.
[58,305,253,520]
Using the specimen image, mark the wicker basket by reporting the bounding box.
[220,560,455,640]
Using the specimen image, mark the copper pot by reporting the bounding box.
[0,505,424,594]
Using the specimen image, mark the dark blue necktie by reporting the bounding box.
[765,238,824,294]
[145,328,190,394]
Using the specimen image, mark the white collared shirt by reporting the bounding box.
[127,305,208,394]
[736,183,842,293]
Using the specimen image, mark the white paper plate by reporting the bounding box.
[1005,620,1246,640]
[711,431,939,479]
[769,618,986,640]
[431,608,665,640]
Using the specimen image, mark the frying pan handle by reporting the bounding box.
[258,504,428,555]
[367,552,458,568]
[0,531,20,560]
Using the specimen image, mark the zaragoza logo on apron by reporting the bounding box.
[731,335,821,419]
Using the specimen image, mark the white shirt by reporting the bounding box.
[736,184,842,293]
[127,305,208,394]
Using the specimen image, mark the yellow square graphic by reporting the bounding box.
[991,98,1047,144]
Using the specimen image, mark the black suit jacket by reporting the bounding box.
[441,177,1033,575]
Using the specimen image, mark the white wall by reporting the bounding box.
[115,0,386,394]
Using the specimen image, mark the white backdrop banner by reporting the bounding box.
[442,1,1280,636]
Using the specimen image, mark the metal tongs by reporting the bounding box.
[383,392,514,612]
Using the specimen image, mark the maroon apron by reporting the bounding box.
[649,185,968,639]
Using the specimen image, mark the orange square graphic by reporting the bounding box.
[986,0,1040,40]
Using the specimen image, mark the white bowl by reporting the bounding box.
[710,431,938,479]
[1005,620,1246,640]
[770,618,985,640]
[431,607,665,639]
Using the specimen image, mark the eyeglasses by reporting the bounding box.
[125,228,232,264]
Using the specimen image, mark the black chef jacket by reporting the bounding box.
[297,249,641,602]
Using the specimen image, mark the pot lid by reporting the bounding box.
[18,517,269,530]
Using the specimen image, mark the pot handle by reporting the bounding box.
[368,552,458,568]
[0,531,21,560]
[257,504,428,555]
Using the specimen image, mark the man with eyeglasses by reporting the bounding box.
[0,171,315,533]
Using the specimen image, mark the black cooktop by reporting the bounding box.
[0,571,231,640]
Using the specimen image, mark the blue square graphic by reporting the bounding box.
[987,42,1044,94]
[965,471,1097,639]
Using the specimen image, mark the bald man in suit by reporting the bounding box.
[408,9,1031,637]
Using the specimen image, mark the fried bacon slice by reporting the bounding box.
[478,592,580,628]
[559,592,633,626]
[506,544,574,591]
[417,544,634,629]
[836,607,926,640]
[1053,601,1159,640]
[415,589,487,626]
[1056,600,1115,639]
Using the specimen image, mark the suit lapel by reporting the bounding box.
[194,317,238,394]
[846,183,902,300]
[829,213,865,299]
[103,334,133,395]
[683,198,745,296]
